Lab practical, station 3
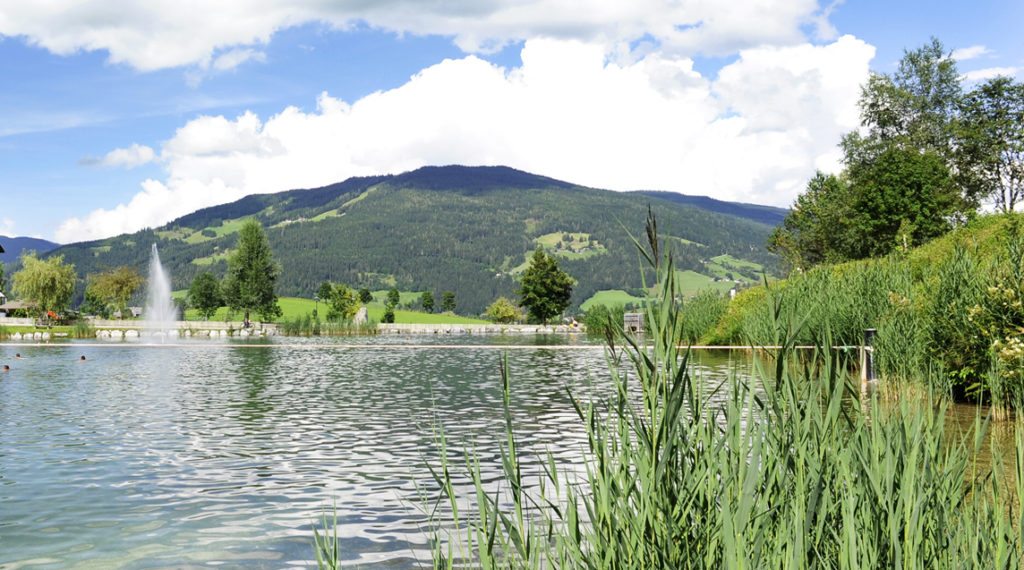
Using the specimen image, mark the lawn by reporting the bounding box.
[178,295,487,324]
[580,289,646,311]
[674,270,735,296]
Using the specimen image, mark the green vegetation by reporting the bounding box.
[85,266,143,318]
[49,165,777,315]
[12,252,76,322]
[190,249,231,266]
[187,272,223,320]
[770,39,1024,271]
[221,220,282,323]
[415,216,1024,570]
[484,296,521,323]
[518,247,573,324]
[534,231,607,259]
[440,291,456,314]
[579,289,644,312]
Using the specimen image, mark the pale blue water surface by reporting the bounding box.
[0,336,742,569]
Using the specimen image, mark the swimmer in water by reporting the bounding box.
[2,365,9,372]
[79,355,86,361]
[15,353,22,359]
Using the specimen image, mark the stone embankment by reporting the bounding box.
[378,323,584,335]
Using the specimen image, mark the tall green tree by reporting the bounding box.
[0,261,6,294]
[86,266,144,319]
[956,76,1024,211]
[222,219,282,323]
[188,271,223,320]
[845,147,960,258]
[767,172,854,270]
[853,37,961,159]
[420,291,435,313]
[12,252,76,322]
[386,287,401,308]
[519,247,574,324]
[440,291,456,313]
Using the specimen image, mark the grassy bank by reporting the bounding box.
[647,212,1024,414]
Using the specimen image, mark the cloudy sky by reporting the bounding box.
[1,0,1021,243]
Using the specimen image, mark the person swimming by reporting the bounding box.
[80,355,86,361]
[15,353,22,359]
[2,365,9,372]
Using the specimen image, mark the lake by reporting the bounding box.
[0,336,753,569]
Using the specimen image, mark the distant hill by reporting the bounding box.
[49,166,781,315]
[633,191,789,226]
[0,236,59,265]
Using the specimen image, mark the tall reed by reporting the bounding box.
[415,212,1024,569]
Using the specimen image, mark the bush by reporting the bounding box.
[582,304,625,338]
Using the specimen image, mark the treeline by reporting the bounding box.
[770,38,1024,270]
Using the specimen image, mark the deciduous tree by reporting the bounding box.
[485,296,520,323]
[188,271,223,320]
[956,76,1024,212]
[420,291,434,313]
[12,252,76,322]
[87,266,144,319]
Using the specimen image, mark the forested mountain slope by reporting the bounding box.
[49,166,780,313]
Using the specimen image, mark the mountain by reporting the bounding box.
[633,191,789,226]
[0,236,60,265]
[48,165,781,314]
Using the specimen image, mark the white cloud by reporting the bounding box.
[55,36,874,242]
[952,45,991,61]
[963,66,1021,83]
[0,217,14,236]
[93,143,156,168]
[0,0,833,70]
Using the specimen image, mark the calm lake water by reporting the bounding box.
[0,336,750,569]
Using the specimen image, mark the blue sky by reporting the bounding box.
[0,0,1020,243]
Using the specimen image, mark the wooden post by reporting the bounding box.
[861,328,877,383]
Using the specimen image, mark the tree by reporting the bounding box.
[317,281,334,303]
[519,247,574,324]
[420,291,435,313]
[0,261,6,294]
[441,291,456,313]
[188,272,223,320]
[385,287,399,306]
[956,76,1024,211]
[844,147,960,258]
[485,296,521,323]
[382,287,398,324]
[12,252,76,322]
[221,220,282,323]
[854,37,961,158]
[358,288,373,304]
[325,283,359,321]
[767,172,854,270]
[86,266,144,319]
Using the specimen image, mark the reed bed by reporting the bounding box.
[280,314,378,336]
[315,214,1024,568]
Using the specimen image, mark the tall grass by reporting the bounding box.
[414,213,1024,569]
[280,314,378,336]
[72,320,96,339]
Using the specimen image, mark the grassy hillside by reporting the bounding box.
[48,165,779,315]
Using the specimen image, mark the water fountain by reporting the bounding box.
[145,244,179,338]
